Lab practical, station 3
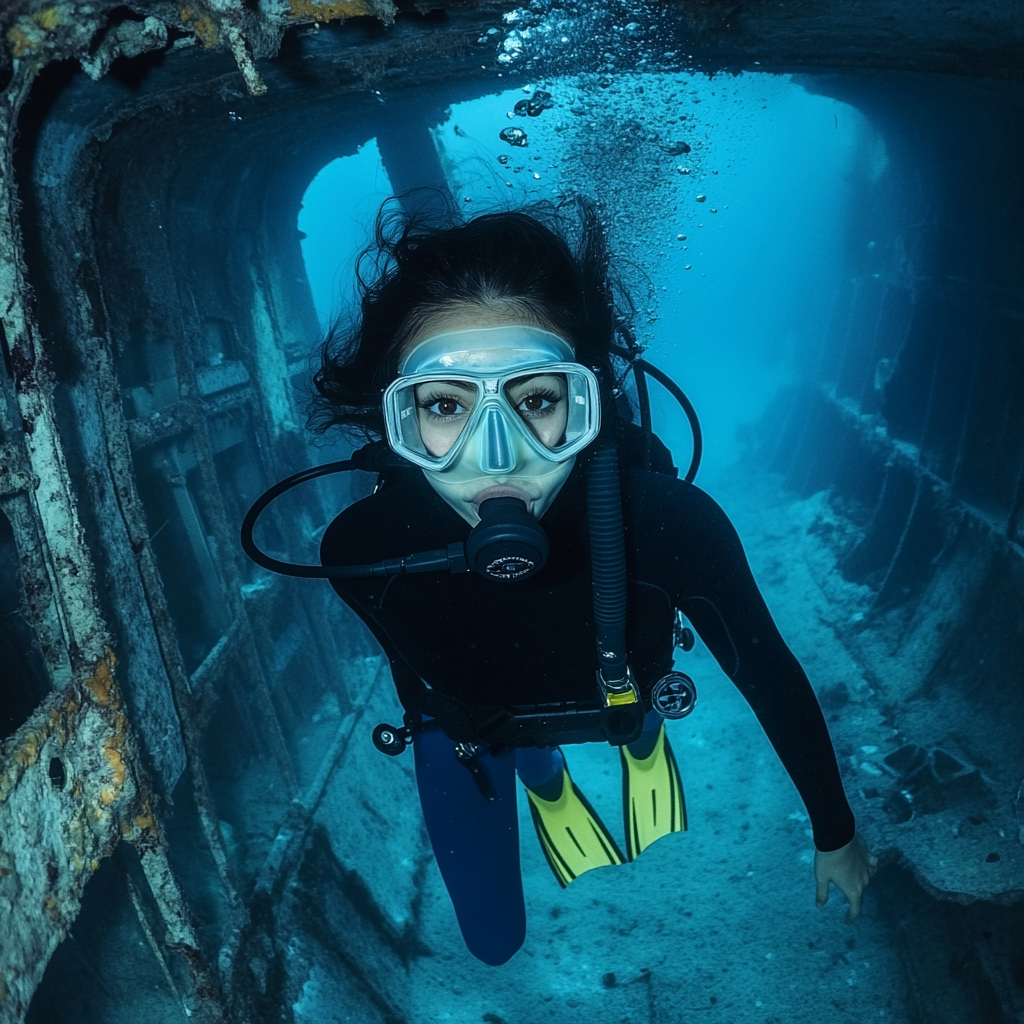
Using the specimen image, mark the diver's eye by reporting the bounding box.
[425,396,466,418]
[515,391,560,417]
[506,373,568,422]
[415,391,471,423]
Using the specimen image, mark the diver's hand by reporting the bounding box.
[814,832,878,922]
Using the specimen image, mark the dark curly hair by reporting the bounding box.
[308,194,639,441]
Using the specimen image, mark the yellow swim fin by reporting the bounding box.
[620,722,687,861]
[525,766,625,888]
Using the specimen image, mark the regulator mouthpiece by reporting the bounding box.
[466,497,549,581]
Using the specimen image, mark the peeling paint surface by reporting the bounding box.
[286,0,378,23]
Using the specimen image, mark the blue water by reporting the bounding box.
[300,73,877,477]
[300,139,394,332]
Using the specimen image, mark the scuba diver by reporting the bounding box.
[242,197,876,966]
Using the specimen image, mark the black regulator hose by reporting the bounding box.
[586,444,629,686]
[240,444,466,579]
[609,345,703,484]
[240,443,545,582]
[240,459,356,578]
[636,358,703,485]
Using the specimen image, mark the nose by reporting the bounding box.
[478,406,516,474]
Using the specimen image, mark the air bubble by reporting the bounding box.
[499,127,529,148]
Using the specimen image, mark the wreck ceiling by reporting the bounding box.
[1,1,1024,1022]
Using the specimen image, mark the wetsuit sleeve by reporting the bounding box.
[668,486,856,852]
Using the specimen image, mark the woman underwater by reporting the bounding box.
[306,198,877,966]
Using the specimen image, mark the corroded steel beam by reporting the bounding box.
[0,493,73,691]
[0,0,403,97]
[0,42,227,1020]
[1,0,1023,92]
[125,404,192,452]
[828,386,1024,565]
[0,655,221,1023]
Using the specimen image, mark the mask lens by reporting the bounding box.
[504,370,595,453]
[391,378,479,461]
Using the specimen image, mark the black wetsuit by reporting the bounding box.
[321,460,856,855]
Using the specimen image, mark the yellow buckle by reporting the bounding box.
[606,688,638,706]
[597,666,640,707]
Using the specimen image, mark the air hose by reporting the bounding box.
[587,444,629,683]
[610,344,703,484]
[586,443,645,745]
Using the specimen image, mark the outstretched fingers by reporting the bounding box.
[815,872,831,909]
[813,831,877,921]
[841,878,865,923]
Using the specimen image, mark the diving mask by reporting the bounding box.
[383,326,602,476]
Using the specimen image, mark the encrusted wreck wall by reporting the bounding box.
[762,74,1024,830]
[0,4,502,1021]
[749,71,1024,1021]
[2,1,1024,1022]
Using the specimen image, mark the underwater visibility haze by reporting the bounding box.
[2,2,1024,1023]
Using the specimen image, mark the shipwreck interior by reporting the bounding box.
[1,1,1023,1022]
